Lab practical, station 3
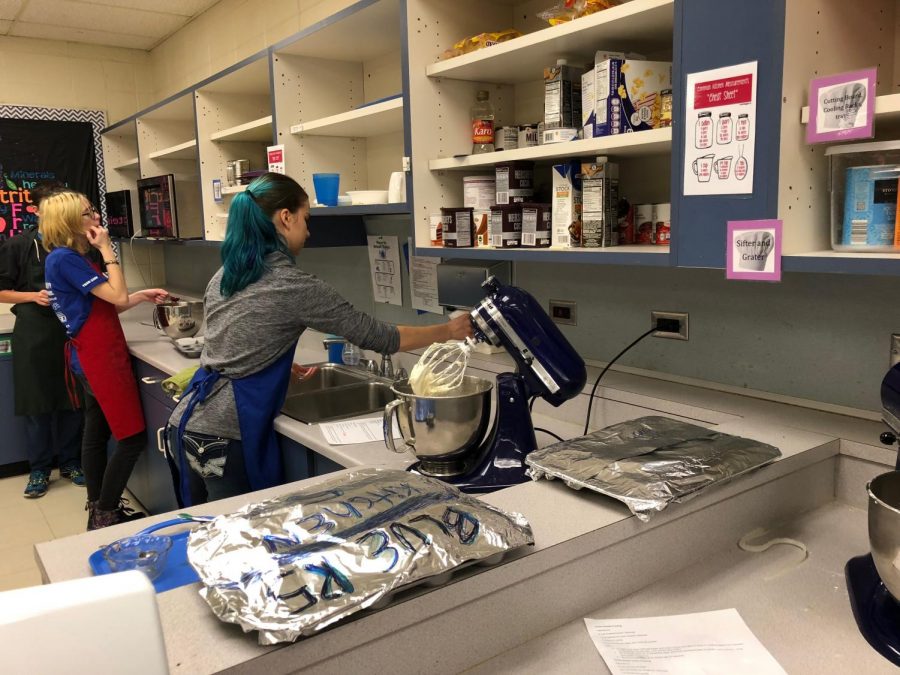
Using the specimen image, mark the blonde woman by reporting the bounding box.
[40,191,168,529]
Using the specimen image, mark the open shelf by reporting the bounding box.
[309,203,410,217]
[147,139,197,160]
[290,96,403,138]
[210,116,273,142]
[429,128,672,170]
[221,184,248,195]
[783,250,900,275]
[416,244,670,265]
[114,157,139,170]
[425,0,674,85]
[801,93,900,124]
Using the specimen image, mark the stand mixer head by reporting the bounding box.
[384,277,586,493]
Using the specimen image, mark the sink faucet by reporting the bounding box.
[379,353,394,379]
[358,358,379,374]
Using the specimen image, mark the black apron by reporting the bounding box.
[11,237,75,416]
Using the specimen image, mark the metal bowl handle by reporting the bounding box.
[383,399,408,453]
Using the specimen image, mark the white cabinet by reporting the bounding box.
[101,120,139,191]
[272,0,408,212]
[136,93,202,239]
[195,56,274,241]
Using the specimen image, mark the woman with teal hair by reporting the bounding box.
[168,172,472,504]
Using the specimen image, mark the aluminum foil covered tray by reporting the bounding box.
[186,468,533,644]
[526,416,781,521]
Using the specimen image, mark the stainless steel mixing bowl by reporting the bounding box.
[868,470,900,601]
[383,376,493,476]
[153,301,204,340]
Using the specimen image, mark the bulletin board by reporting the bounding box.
[0,105,106,242]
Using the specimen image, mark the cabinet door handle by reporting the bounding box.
[156,427,166,455]
[142,376,163,384]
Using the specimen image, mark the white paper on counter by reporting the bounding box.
[407,236,443,315]
[320,418,401,445]
[584,608,786,675]
[367,235,402,306]
[683,61,757,196]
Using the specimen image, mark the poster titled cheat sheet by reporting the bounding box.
[683,62,758,196]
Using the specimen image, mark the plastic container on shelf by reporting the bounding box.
[312,173,340,206]
[827,141,900,252]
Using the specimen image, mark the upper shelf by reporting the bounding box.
[147,139,197,160]
[210,116,273,143]
[801,93,900,124]
[114,157,139,170]
[429,127,672,170]
[425,0,674,85]
[290,96,404,138]
[783,250,900,275]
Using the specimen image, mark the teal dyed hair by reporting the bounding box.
[220,172,308,297]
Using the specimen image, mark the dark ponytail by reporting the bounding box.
[220,172,308,297]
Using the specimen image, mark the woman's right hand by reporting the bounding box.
[446,312,474,341]
[85,224,111,251]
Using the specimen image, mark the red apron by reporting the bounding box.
[69,271,145,440]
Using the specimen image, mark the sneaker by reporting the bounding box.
[116,498,147,522]
[88,505,123,531]
[24,470,50,498]
[60,466,86,487]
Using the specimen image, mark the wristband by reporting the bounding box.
[104,259,120,266]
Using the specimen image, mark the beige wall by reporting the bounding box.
[0,36,153,123]
[150,0,357,102]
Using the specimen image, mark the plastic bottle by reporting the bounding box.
[471,90,495,154]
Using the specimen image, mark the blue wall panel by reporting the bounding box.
[671,0,786,268]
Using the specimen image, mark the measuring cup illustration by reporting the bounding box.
[692,154,715,182]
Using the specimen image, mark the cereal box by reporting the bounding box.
[595,59,672,136]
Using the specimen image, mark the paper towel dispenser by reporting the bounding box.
[436,259,511,309]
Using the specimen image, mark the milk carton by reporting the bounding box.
[595,58,672,136]
[581,156,619,248]
[551,161,582,248]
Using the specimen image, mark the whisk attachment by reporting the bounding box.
[408,337,476,395]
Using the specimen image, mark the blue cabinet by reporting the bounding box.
[132,360,180,515]
[278,434,345,480]
[0,335,29,472]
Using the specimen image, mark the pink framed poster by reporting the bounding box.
[807,68,876,144]
[726,220,782,281]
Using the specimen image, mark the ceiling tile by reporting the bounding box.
[18,0,186,39]
[0,0,23,21]
[83,0,219,18]
[10,20,156,49]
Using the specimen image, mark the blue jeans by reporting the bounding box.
[24,411,83,474]
[167,428,248,504]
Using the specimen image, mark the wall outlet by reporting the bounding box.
[651,311,689,340]
[891,334,900,367]
[549,299,577,326]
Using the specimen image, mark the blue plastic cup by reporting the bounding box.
[312,173,340,207]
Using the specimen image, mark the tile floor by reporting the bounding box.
[0,471,141,592]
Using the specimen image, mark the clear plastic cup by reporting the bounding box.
[342,342,361,366]
[312,173,340,207]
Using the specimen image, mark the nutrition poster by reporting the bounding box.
[726,219,781,282]
[367,235,402,306]
[683,61,757,196]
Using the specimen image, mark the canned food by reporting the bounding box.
[660,89,673,128]
[635,204,655,244]
[463,176,496,210]
[653,203,671,245]
[440,207,474,248]
[495,126,519,151]
[520,202,551,248]
[489,204,522,248]
[429,214,443,246]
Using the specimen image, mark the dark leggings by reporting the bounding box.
[79,376,145,511]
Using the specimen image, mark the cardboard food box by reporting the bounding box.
[595,58,672,136]
[544,61,583,130]
[551,161,582,248]
[581,157,619,248]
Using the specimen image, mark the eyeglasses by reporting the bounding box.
[82,206,99,218]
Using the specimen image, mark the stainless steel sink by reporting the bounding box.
[285,363,369,396]
[282,380,395,424]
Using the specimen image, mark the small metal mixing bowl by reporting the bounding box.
[153,301,204,340]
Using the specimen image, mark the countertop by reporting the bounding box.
[466,502,895,675]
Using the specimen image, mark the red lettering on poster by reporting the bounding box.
[693,74,753,109]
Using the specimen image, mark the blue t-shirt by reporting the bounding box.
[45,247,107,374]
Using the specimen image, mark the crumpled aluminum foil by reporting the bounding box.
[526,416,781,522]
[186,468,533,644]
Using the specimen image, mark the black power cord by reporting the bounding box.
[583,327,657,436]
[534,427,565,443]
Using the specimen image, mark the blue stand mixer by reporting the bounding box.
[384,277,586,493]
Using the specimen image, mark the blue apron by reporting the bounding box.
[174,348,294,506]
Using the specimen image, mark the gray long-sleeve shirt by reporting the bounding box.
[169,252,400,439]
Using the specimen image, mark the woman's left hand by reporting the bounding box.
[135,289,170,304]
